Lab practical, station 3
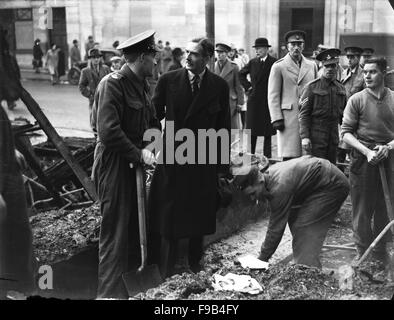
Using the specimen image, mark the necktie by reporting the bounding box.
[192,75,200,97]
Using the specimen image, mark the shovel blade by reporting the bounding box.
[122,264,162,297]
[338,265,355,291]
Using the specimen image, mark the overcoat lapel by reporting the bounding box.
[220,60,233,79]
[298,55,310,84]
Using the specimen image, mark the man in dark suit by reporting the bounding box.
[239,38,277,156]
[148,37,231,278]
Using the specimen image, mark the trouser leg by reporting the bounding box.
[159,237,178,278]
[250,135,258,154]
[263,136,272,158]
[289,178,349,268]
[188,236,204,270]
[349,156,380,253]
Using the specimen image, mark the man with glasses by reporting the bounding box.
[268,30,318,160]
[299,48,347,164]
[78,48,110,129]
[92,30,160,299]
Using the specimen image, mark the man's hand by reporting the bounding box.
[141,149,156,165]
[365,149,379,165]
[272,120,285,131]
[373,145,390,163]
[302,138,312,154]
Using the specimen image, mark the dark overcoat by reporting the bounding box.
[148,68,230,239]
[0,106,35,294]
[239,55,277,136]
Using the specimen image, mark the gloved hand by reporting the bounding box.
[272,120,285,131]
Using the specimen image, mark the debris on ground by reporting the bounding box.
[30,204,101,265]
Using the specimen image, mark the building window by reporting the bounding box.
[15,8,33,21]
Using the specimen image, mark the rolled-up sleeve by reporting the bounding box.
[340,96,359,139]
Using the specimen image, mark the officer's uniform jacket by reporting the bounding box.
[299,76,347,162]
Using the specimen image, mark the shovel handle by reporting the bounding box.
[378,163,394,224]
[133,164,148,269]
[353,219,394,267]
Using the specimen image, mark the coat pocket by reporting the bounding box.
[281,103,293,110]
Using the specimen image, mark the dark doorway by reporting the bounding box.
[0,10,16,53]
[48,7,68,74]
[279,0,325,57]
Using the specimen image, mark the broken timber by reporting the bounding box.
[20,87,98,201]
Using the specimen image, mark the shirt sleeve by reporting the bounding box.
[96,78,142,164]
[298,84,315,139]
[259,192,293,261]
[340,95,359,138]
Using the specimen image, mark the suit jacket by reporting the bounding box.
[268,53,318,158]
[341,65,365,99]
[214,59,244,129]
[239,55,277,136]
[79,64,111,106]
[148,68,231,238]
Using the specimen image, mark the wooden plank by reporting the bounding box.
[20,87,98,201]
[14,135,64,206]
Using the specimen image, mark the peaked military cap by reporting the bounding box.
[316,48,341,66]
[344,46,363,56]
[284,30,306,43]
[361,48,374,56]
[215,42,232,52]
[117,29,157,54]
[88,48,102,58]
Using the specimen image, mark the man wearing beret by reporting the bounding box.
[232,155,349,269]
[92,30,160,299]
[299,49,347,164]
[239,37,277,156]
[268,30,318,160]
[148,37,230,278]
[78,48,110,129]
[214,42,244,130]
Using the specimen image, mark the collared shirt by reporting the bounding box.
[188,68,206,89]
[290,54,302,68]
[260,55,268,63]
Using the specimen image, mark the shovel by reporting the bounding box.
[338,162,394,290]
[122,164,162,297]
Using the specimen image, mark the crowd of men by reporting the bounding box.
[1,26,393,300]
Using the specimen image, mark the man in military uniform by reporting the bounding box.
[268,30,318,160]
[92,30,160,299]
[299,48,347,164]
[360,48,375,69]
[338,47,365,169]
[214,42,244,130]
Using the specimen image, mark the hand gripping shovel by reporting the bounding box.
[338,162,394,290]
[122,164,162,297]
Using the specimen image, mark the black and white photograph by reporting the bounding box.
[1,0,394,308]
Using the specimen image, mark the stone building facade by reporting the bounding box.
[0,0,393,69]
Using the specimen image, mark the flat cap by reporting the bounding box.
[361,48,374,56]
[284,30,306,43]
[344,46,363,55]
[110,56,122,62]
[117,29,157,54]
[316,48,341,66]
[215,42,232,52]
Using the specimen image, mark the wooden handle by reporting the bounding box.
[378,163,394,224]
[135,165,147,269]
